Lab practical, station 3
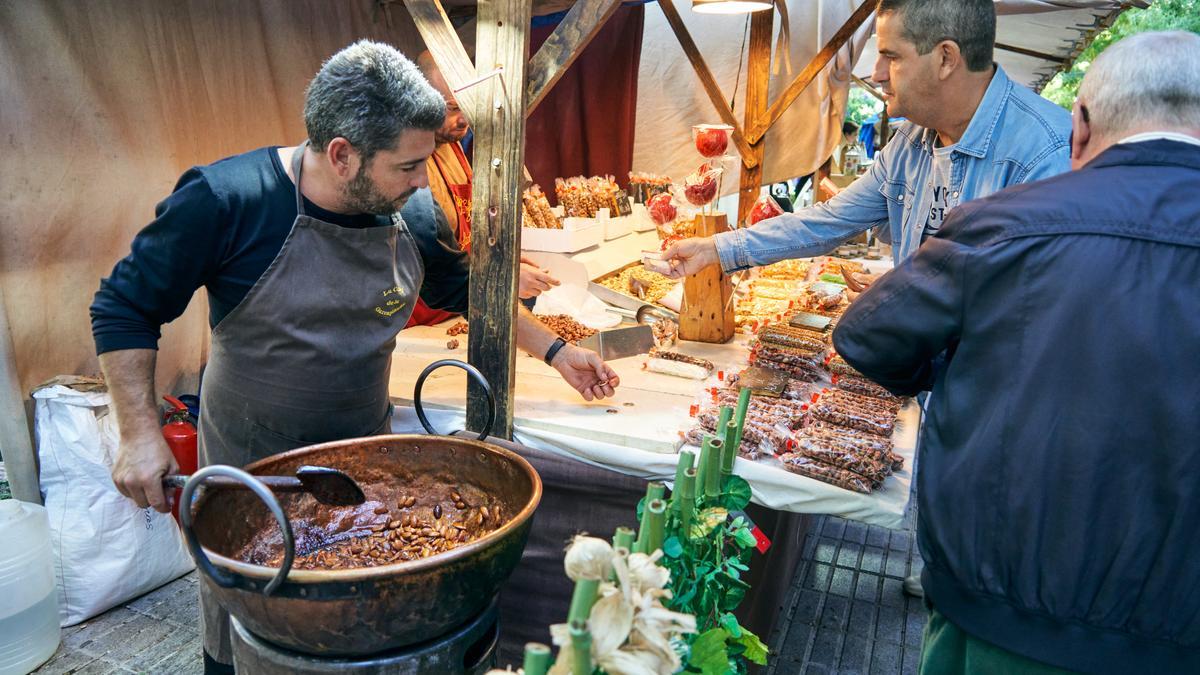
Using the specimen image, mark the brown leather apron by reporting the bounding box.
[197,142,423,664]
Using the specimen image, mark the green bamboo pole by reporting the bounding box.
[695,433,713,496]
[672,450,695,514]
[645,481,666,504]
[633,488,660,554]
[727,387,752,474]
[679,468,697,537]
[523,643,552,675]
[567,577,600,625]
[643,499,667,553]
[612,526,635,552]
[722,419,739,476]
[570,620,592,675]
[704,437,724,502]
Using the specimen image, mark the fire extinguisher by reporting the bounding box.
[161,395,197,522]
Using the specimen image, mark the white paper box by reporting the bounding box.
[630,203,656,232]
[522,209,605,253]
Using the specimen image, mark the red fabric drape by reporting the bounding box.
[524,5,644,203]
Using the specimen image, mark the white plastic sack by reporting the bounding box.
[32,380,193,627]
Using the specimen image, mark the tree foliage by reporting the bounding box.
[1042,0,1200,108]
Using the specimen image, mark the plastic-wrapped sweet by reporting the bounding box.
[748,194,784,226]
[647,192,678,225]
[683,163,720,207]
[693,124,732,158]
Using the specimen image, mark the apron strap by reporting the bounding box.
[291,140,309,216]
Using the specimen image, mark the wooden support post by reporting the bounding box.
[736,9,774,230]
[679,214,735,344]
[750,0,875,142]
[403,0,484,120]
[814,158,834,204]
[525,0,623,115]
[465,0,532,438]
[657,0,758,170]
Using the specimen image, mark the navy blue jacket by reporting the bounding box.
[833,140,1200,673]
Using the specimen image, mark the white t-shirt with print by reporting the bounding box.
[924,143,957,239]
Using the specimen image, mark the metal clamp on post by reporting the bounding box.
[413,359,497,441]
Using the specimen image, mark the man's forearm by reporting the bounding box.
[514,305,557,362]
[99,349,162,441]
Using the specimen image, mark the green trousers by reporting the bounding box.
[919,607,1076,675]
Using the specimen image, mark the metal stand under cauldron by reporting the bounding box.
[230,597,499,674]
[179,362,539,675]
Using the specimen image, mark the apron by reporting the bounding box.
[406,142,472,327]
[197,142,423,664]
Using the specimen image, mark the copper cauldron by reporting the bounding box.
[179,361,541,657]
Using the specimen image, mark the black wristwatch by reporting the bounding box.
[543,337,568,366]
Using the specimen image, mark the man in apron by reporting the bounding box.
[90,41,619,673]
[405,52,559,327]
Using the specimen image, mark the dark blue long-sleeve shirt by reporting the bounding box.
[90,147,469,354]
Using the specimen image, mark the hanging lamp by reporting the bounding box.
[691,0,773,14]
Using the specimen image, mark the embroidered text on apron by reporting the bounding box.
[197,142,424,664]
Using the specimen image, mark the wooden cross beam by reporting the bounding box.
[657,0,759,170]
[403,0,483,119]
[736,9,775,229]
[526,0,624,115]
[750,0,876,143]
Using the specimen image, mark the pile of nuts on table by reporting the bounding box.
[537,314,597,344]
[258,491,505,570]
[596,265,677,305]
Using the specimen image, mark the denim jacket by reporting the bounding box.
[714,66,1072,268]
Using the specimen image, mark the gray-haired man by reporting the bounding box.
[90,41,620,673]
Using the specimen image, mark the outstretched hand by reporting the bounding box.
[550,344,620,401]
[660,237,719,279]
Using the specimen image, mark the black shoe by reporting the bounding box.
[203,651,236,675]
[902,574,924,598]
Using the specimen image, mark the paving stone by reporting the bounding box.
[66,656,135,674]
[803,563,833,593]
[33,646,100,674]
[819,596,850,632]
[865,526,891,549]
[829,567,855,598]
[905,605,928,647]
[821,518,846,539]
[801,533,819,559]
[880,578,906,607]
[836,541,862,569]
[120,620,198,672]
[804,663,831,675]
[884,548,910,579]
[144,642,204,675]
[792,589,824,625]
[854,573,880,604]
[842,521,868,545]
[807,629,841,669]
[876,605,905,644]
[889,529,911,553]
[859,546,885,575]
[780,620,814,663]
[870,640,902,675]
[902,645,923,675]
[839,634,872,674]
[846,600,876,638]
[814,538,840,564]
[61,607,141,651]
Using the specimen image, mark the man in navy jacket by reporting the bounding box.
[833,31,1200,673]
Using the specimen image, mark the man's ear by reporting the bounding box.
[936,40,962,81]
[326,138,357,178]
[1070,105,1092,170]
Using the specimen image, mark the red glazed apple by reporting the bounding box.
[648,192,678,225]
[683,166,718,206]
[694,124,731,158]
[748,195,784,225]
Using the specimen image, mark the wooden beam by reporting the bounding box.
[995,42,1068,65]
[657,0,758,170]
[403,0,483,120]
[525,0,623,115]
[465,0,532,438]
[751,0,875,143]
[736,9,774,230]
[851,74,885,102]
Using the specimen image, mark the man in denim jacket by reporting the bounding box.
[663,0,1071,272]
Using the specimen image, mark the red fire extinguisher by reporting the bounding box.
[161,395,197,522]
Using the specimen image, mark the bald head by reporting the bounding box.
[418,51,470,145]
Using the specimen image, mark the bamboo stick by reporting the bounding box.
[722,419,739,477]
[570,620,592,675]
[680,468,697,537]
[729,387,752,474]
[704,437,724,501]
[696,433,713,496]
[524,643,552,675]
[644,499,667,553]
[612,526,635,552]
[646,481,666,504]
[672,450,695,514]
[567,577,600,625]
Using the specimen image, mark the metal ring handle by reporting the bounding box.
[413,359,496,441]
[179,465,295,596]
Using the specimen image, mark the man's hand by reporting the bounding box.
[661,237,720,279]
[519,257,560,299]
[111,431,178,513]
[550,344,620,401]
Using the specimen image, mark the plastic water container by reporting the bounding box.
[0,500,60,675]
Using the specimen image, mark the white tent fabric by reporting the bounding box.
[634,0,875,189]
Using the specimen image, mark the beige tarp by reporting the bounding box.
[0,0,424,395]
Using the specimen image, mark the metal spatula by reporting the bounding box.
[164,465,366,506]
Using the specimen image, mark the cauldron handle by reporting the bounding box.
[413,359,496,442]
[179,464,295,596]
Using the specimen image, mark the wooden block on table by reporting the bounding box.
[680,213,735,344]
